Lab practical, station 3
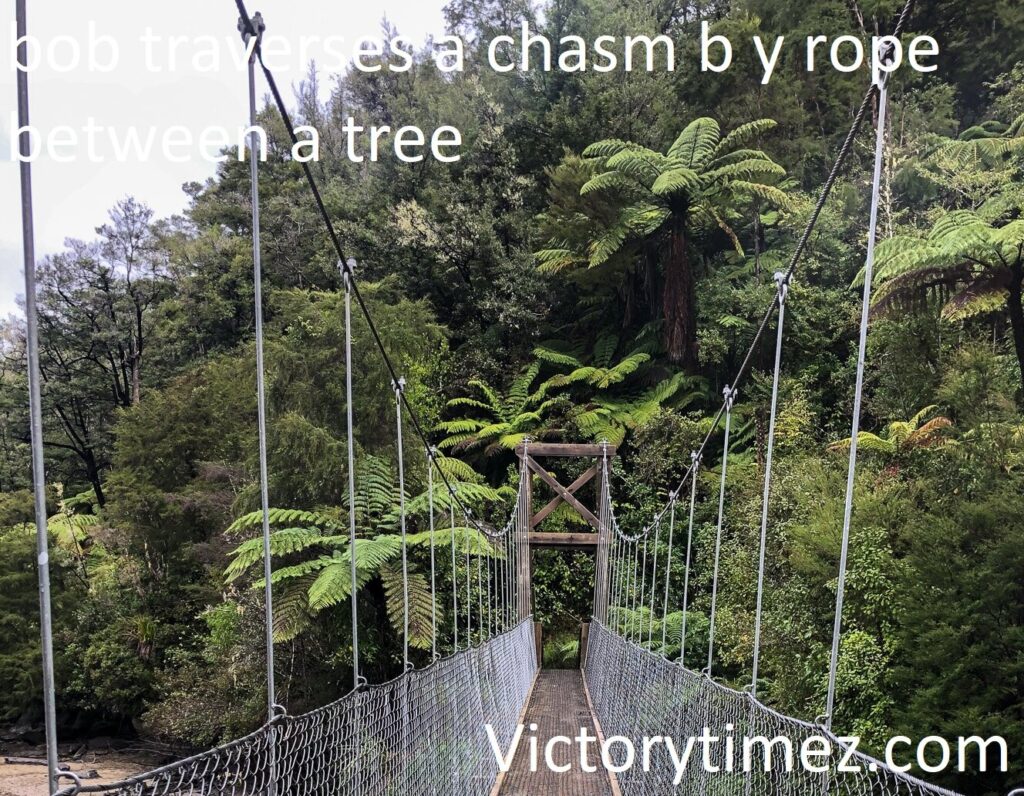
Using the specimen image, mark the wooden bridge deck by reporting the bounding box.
[496,669,615,796]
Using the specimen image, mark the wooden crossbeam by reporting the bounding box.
[526,457,601,530]
[514,443,616,457]
[529,532,599,549]
[531,465,598,528]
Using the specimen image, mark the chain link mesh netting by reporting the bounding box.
[58,619,536,796]
[584,621,963,796]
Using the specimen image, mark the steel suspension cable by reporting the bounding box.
[706,386,736,674]
[476,535,483,644]
[342,261,361,688]
[239,13,278,725]
[449,498,458,651]
[465,511,472,644]
[631,538,642,641]
[394,379,411,669]
[659,495,677,655]
[639,530,650,643]
[751,272,789,696]
[231,0,495,544]
[16,1,59,791]
[680,451,700,666]
[615,0,918,565]
[647,515,660,647]
[427,448,437,659]
[826,67,893,730]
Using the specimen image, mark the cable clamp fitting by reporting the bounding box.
[341,258,356,290]
[773,271,790,305]
[237,11,266,47]
[393,376,406,395]
[874,39,898,90]
[723,385,737,412]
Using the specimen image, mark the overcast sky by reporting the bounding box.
[1,0,450,317]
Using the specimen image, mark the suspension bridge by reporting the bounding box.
[12,0,986,793]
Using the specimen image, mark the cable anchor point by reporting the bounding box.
[874,39,898,90]
[723,384,737,411]
[237,11,266,46]
[341,258,356,288]
[774,271,790,305]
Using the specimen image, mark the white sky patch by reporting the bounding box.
[1,0,448,316]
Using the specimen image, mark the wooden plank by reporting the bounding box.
[582,672,623,796]
[526,458,601,530]
[529,531,599,548]
[514,443,617,457]
[487,669,539,796]
[531,464,598,528]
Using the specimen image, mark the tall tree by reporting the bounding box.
[537,117,789,367]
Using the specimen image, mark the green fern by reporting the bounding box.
[539,116,787,365]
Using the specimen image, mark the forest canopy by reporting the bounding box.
[3,0,1024,794]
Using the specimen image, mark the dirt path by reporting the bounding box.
[1,753,154,796]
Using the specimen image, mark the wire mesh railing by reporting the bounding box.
[584,620,963,796]
[56,619,537,796]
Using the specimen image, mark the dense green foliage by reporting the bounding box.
[1,0,1023,793]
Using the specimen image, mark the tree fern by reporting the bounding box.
[543,116,786,366]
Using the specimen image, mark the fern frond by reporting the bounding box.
[651,168,701,197]
[668,117,720,169]
[711,119,776,158]
[580,171,634,195]
[582,139,641,159]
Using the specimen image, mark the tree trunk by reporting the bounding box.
[662,216,698,368]
[1007,262,1024,399]
[84,452,106,507]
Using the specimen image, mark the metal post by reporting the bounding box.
[826,77,891,730]
[751,274,789,697]
[16,1,60,791]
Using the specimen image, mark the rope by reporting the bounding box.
[585,620,963,796]
[242,16,277,723]
[465,510,472,644]
[706,386,736,674]
[15,2,59,792]
[231,0,494,545]
[826,67,893,730]
[426,450,437,659]
[751,273,789,696]
[342,264,361,688]
[393,380,411,670]
[646,514,660,647]
[476,532,483,644]
[680,450,700,666]
[449,500,458,651]
[659,494,677,654]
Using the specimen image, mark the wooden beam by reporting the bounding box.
[529,532,599,549]
[514,443,617,457]
[531,464,598,528]
[526,458,601,530]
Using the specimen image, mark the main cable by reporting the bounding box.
[232,0,499,541]
[612,0,915,545]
